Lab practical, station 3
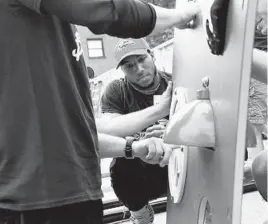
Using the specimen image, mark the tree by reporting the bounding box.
[144,0,176,48]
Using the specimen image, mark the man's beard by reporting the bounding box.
[127,71,161,95]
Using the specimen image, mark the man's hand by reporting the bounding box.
[158,81,173,116]
[256,0,267,35]
[142,124,165,139]
[150,2,200,37]
[132,137,174,167]
[175,1,201,29]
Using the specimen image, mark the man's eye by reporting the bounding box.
[126,64,134,69]
[138,57,146,63]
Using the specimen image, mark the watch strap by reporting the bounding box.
[125,137,135,159]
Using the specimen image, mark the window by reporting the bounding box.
[87,39,105,58]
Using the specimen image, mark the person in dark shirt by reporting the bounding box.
[0,1,200,223]
[100,38,172,224]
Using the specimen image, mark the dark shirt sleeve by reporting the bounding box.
[17,0,43,13]
[105,0,157,38]
[101,80,126,114]
[27,0,156,38]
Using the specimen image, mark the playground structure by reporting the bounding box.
[163,0,259,223]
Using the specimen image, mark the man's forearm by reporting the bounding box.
[149,5,179,36]
[98,133,148,158]
[98,133,173,168]
[100,104,167,137]
[41,0,156,38]
[98,133,126,158]
[251,49,267,84]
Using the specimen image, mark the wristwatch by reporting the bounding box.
[124,137,136,159]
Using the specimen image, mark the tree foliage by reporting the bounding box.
[143,0,176,48]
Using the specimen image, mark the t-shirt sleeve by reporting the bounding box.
[37,0,156,39]
[17,0,43,14]
[106,0,156,38]
[101,80,126,114]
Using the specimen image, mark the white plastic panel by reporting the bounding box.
[168,146,189,203]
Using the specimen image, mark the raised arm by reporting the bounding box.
[18,0,200,38]
[98,104,168,137]
[150,2,200,35]
[97,81,172,137]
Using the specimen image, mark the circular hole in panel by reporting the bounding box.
[198,197,212,224]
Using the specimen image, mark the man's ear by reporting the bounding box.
[147,50,155,61]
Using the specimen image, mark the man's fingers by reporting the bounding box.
[163,143,180,150]
[142,138,177,165]
[153,138,164,162]
[177,2,201,29]
[146,125,165,132]
[145,130,165,138]
[146,140,156,160]
[159,145,172,167]
[257,19,267,35]
[162,81,173,97]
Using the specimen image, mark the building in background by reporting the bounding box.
[76,26,120,77]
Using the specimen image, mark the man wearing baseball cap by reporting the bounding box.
[99,38,172,224]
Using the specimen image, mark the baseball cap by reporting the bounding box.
[114,38,150,69]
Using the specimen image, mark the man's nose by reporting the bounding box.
[135,63,144,73]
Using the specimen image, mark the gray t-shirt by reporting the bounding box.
[0,1,102,210]
[0,0,156,210]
